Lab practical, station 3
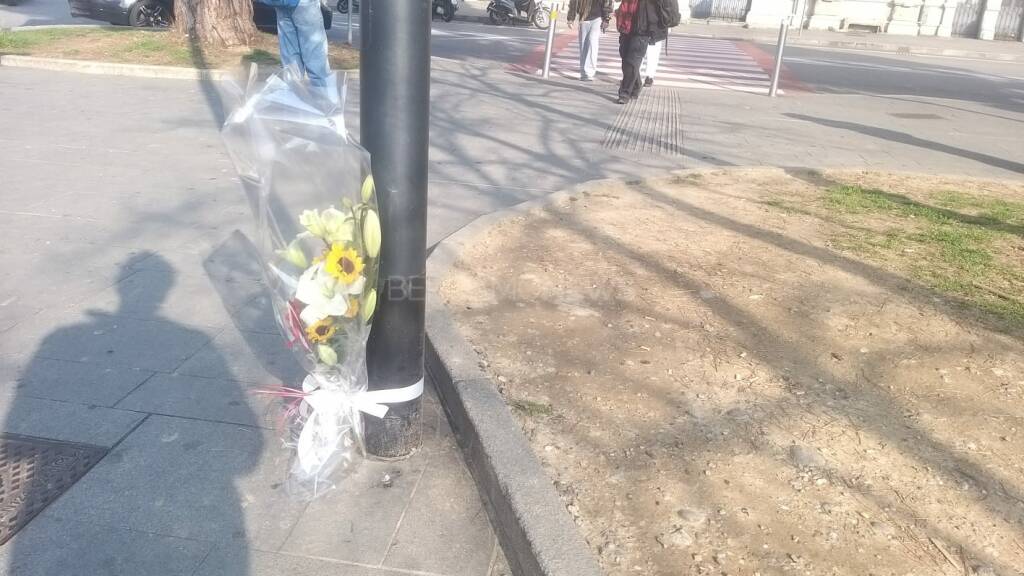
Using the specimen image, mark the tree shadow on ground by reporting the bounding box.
[784,113,1024,175]
[450,176,1024,573]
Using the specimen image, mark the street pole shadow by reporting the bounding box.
[6,253,256,576]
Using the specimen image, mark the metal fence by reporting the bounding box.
[689,0,751,21]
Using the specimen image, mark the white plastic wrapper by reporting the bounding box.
[221,66,382,499]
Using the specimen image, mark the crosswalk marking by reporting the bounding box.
[549,34,779,95]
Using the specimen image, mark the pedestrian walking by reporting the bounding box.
[567,0,614,82]
[642,38,664,86]
[615,0,680,103]
[260,0,330,87]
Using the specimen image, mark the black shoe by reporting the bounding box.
[616,95,629,104]
[644,77,654,87]
[582,76,594,82]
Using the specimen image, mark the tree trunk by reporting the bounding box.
[174,0,257,47]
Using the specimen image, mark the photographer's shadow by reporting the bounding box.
[6,253,259,576]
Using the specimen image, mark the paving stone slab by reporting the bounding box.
[194,546,392,576]
[0,393,145,447]
[176,328,305,385]
[0,308,215,373]
[382,439,496,576]
[0,516,211,576]
[44,415,306,550]
[281,451,430,566]
[0,354,152,407]
[116,373,275,428]
[78,267,264,330]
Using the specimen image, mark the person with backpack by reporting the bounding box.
[567,0,614,82]
[614,0,680,103]
[260,0,330,87]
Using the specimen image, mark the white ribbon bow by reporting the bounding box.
[295,374,424,476]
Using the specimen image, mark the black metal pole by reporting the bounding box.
[361,0,430,458]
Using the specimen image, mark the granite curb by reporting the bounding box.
[425,180,610,576]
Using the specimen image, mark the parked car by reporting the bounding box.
[67,0,332,30]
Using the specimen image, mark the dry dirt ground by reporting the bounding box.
[441,169,1024,576]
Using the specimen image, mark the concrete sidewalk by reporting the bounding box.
[678,20,1024,61]
[0,67,507,576]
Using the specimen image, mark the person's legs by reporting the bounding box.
[276,5,302,72]
[644,40,662,81]
[584,17,601,79]
[578,20,588,79]
[618,33,631,100]
[291,0,330,86]
[619,34,646,99]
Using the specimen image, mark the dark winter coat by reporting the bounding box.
[567,0,614,22]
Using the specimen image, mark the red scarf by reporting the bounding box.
[616,0,639,34]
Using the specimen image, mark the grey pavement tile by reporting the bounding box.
[281,451,430,565]
[195,547,396,576]
[489,548,512,576]
[198,230,267,285]
[0,392,145,447]
[0,304,40,334]
[44,415,307,550]
[0,515,211,576]
[116,373,275,428]
[0,308,216,372]
[0,243,149,312]
[0,354,152,407]
[176,328,305,385]
[229,291,285,335]
[382,441,495,576]
[78,267,264,330]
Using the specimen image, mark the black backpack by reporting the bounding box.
[657,0,681,28]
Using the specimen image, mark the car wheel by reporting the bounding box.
[532,8,550,29]
[129,0,171,27]
[336,0,347,13]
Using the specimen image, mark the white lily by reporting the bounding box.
[295,263,350,325]
[299,207,354,245]
[299,209,328,237]
[320,207,355,245]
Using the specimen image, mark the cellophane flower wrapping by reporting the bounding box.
[221,66,381,499]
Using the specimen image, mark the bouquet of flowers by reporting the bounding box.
[221,66,385,498]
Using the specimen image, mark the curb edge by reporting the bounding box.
[0,54,360,79]
[425,169,738,576]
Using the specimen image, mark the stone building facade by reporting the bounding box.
[688,0,1024,41]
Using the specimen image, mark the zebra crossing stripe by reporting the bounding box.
[547,35,781,95]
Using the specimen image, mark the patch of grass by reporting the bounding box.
[0,28,358,70]
[243,48,279,66]
[0,28,102,53]
[780,184,1024,329]
[510,398,553,418]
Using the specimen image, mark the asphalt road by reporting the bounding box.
[0,0,88,27]
[8,0,1019,114]
[777,44,1024,115]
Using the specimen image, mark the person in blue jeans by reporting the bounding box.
[268,0,330,86]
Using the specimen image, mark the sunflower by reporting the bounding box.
[324,244,365,284]
[305,318,337,343]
